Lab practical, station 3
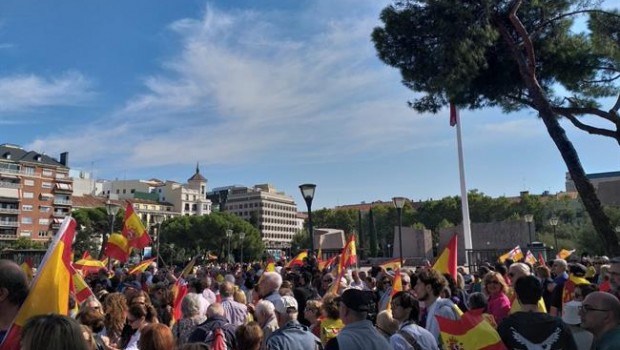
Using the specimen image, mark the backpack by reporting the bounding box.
[203,327,229,350]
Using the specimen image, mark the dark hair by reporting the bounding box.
[575,283,598,299]
[416,269,447,296]
[321,294,340,319]
[494,263,507,276]
[515,275,543,305]
[77,308,105,333]
[467,292,488,311]
[235,322,263,350]
[139,323,175,350]
[21,314,89,350]
[0,260,29,305]
[392,291,420,322]
[189,278,206,293]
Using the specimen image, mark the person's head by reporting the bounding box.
[255,300,276,325]
[181,293,203,318]
[321,293,340,320]
[234,289,247,304]
[303,299,322,324]
[573,283,597,302]
[478,266,490,279]
[335,289,374,324]
[138,323,174,350]
[207,302,225,318]
[102,292,128,336]
[608,259,620,291]
[552,259,568,276]
[219,281,235,298]
[483,271,508,296]
[76,307,106,333]
[128,290,151,307]
[375,310,399,337]
[80,296,103,315]
[535,265,551,279]
[508,263,530,285]
[580,291,620,337]
[321,274,335,290]
[127,304,150,330]
[366,276,377,289]
[401,273,412,292]
[273,295,299,326]
[259,272,282,297]
[21,314,89,350]
[414,269,447,301]
[235,322,263,350]
[0,260,29,309]
[390,291,419,323]
[189,278,206,294]
[514,275,542,306]
[80,324,97,350]
[467,292,488,311]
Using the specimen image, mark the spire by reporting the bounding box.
[196,162,200,174]
[188,162,206,182]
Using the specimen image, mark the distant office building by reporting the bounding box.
[72,195,177,227]
[71,169,104,197]
[0,144,72,244]
[565,171,620,206]
[224,184,298,248]
[98,165,212,216]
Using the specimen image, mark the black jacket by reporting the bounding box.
[188,315,238,349]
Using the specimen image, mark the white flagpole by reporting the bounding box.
[454,105,473,266]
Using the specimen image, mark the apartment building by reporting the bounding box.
[223,184,298,248]
[0,144,72,244]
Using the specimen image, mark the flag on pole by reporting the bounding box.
[436,308,506,350]
[498,246,524,263]
[386,268,403,311]
[71,267,95,304]
[128,258,156,275]
[104,233,131,263]
[122,202,151,249]
[171,281,188,324]
[380,258,401,271]
[265,258,276,273]
[538,252,546,267]
[525,250,537,265]
[338,235,357,273]
[318,254,339,271]
[74,254,107,272]
[450,103,458,127]
[0,217,77,350]
[178,256,198,279]
[556,249,576,260]
[433,234,458,280]
[286,251,308,268]
[20,257,33,282]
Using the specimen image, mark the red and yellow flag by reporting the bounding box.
[433,234,457,280]
[498,246,524,263]
[556,249,576,260]
[525,250,537,266]
[318,254,339,271]
[71,267,95,304]
[562,274,590,304]
[386,268,403,311]
[74,254,107,272]
[286,251,308,268]
[338,235,357,273]
[0,217,78,350]
[538,252,546,267]
[20,257,33,282]
[122,202,151,249]
[128,258,156,275]
[171,281,188,324]
[178,256,198,279]
[380,258,401,271]
[265,258,276,272]
[105,233,131,263]
[437,308,506,350]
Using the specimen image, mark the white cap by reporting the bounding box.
[562,300,582,325]
[274,295,298,314]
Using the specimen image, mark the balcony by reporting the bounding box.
[53,198,72,206]
[0,181,20,189]
[53,211,68,217]
[0,220,19,227]
[0,166,20,176]
[0,233,17,240]
[54,183,73,193]
[0,188,19,199]
[0,207,19,215]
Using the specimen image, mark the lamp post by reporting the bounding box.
[226,229,233,263]
[239,232,246,263]
[387,243,392,258]
[154,215,164,266]
[392,197,407,266]
[549,217,559,254]
[524,214,534,247]
[299,184,316,256]
[102,200,120,269]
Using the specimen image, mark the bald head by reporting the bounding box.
[207,303,225,318]
[0,260,29,306]
[585,292,620,321]
[219,281,235,298]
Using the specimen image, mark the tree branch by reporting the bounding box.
[554,111,618,139]
[611,94,620,115]
[553,106,619,125]
[531,9,620,36]
[507,0,536,77]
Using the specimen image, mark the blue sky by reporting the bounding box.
[0,1,617,209]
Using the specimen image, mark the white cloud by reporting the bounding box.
[0,71,93,112]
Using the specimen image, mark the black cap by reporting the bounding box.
[569,263,587,277]
[335,289,374,312]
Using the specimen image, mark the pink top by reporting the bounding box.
[487,292,511,324]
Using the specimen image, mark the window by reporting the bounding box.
[131,189,135,194]
[20,230,32,237]
[184,203,190,211]
[41,182,52,189]
[24,179,34,186]
[42,169,53,177]
[193,195,196,201]
[38,231,48,237]
[56,173,66,179]
[192,204,197,211]
[122,189,126,194]
[23,167,35,175]
[23,192,34,199]
[116,189,119,194]
[55,183,72,191]
[39,206,51,213]
[21,217,32,224]
[39,218,49,225]
[22,205,33,211]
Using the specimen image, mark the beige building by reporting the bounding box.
[0,144,72,244]
[565,171,620,206]
[224,184,298,248]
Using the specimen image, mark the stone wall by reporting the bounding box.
[391,227,433,261]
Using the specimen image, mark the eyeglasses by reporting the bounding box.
[486,280,500,285]
[579,305,610,314]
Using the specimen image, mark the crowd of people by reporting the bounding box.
[1,253,620,350]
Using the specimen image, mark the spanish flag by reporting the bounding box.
[437,308,506,350]
[386,268,403,311]
[338,235,357,273]
[556,249,576,260]
[128,258,156,275]
[0,217,77,350]
[178,256,198,279]
[74,253,107,273]
[71,267,95,304]
[433,234,457,280]
[286,251,308,268]
[538,252,546,267]
[20,257,33,282]
[562,274,590,304]
[171,281,188,324]
[265,258,276,273]
[122,202,151,249]
[104,233,132,263]
[380,258,401,271]
[318,254,339,271]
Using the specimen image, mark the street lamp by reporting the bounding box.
[393,197,407,266]
[524,214,534,246]
[299,184,316,256]
[226,229,233,263]
[101,200,120,268]
[239,232,246,263]
[549,217,559,254]
[154,215,164,266]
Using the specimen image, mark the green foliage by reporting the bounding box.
[9,237,45,249]
[72,207,124,258]
[291,230,311,254]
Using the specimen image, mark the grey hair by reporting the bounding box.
[510,262,531,276]
[181,293,202,318]
[262,272,283,292]
[255,300,275,317]
[553,259,568,268]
